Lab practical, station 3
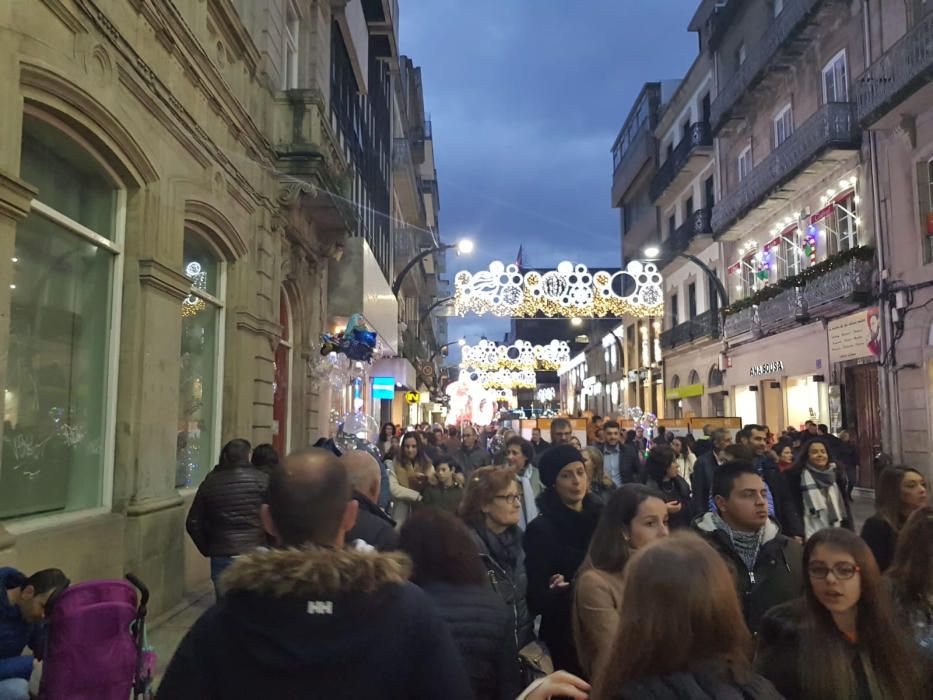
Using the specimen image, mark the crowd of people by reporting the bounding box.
[4,417,929,699]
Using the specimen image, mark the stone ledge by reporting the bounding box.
[125,494,185,517]
[138,258,193,300]
[0,171,39,223]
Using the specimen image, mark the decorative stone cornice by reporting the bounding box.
[235,309,284,352]
[125,494,184,516]
[138,258,193,300]
[0,172,38,223]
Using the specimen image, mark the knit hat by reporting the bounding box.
[538,444,585,488]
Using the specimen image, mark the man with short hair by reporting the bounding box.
[549,418,573,447]
[690,428,733,513]
[530,427,550,456]
[747,425,803,539]
[159,449,471,700]
[693,423,714,457]
[600,420,636,486]
[451,425,490,479]
[693,462,803,634]
[1,567,68,699]
[341,450,397,551]
[804,420,819,437]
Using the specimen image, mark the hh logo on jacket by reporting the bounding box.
[306,600,334,615]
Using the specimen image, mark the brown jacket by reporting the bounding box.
[572,565,625,680]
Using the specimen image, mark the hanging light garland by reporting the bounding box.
[460,339,571,371]
[462,368,537,389]
[454,260,664,318]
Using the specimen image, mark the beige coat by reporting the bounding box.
[572,565,625,680]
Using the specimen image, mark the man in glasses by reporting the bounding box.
[693,461,803,635]
[549,418,573,447]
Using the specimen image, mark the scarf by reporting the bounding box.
[478,523,521,575]
[802,463,844,538]
[518,469,539,530]
[711,512,763,571]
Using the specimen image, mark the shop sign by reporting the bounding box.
[666,383,705,400]
[827,307,881,364]
[749,360,785,377]
[405,391,419,405]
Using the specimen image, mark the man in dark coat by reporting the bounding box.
[341,450,398,551]
[185,439,270,598]
[159,448,471,700]
[747,425,804,539]
[452,425,492,478]
[691,427,733,513]
[530,428,550,456]
[693,462,803,635]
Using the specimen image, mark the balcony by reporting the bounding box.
[710,0,837,132]
[612,122,655,207]
[711,102,860,239]
[392,138,426,224]
[856,12,933,127]
[660,208,713,259]
[660,309,720,350]
[722,256,874,339]
[650,122,713,202]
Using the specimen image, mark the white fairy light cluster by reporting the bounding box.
[462,368,537,390]
[460,339,571,371]
[454,260,664,318]
[536,387,556,403]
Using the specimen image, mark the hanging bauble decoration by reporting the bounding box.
[629,406,644,422]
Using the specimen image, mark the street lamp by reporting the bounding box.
[418,295,455,329]
[642,246,729,314]
[392,239,474,297]
[429,337,466,364]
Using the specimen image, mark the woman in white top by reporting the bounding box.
[670,436,697,486]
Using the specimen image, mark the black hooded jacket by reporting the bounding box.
[523,489,602,677]
[346,490,398,551]
[157,547,472,700]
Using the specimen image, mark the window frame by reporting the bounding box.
[283,0,300,90]
[738,145,752,182]
[10,107,127,522]
[822,49,848,104]
[773,103,794,148]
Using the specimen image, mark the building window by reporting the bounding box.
[670,292,679,328]
[177,233,225,488]
[827,191,859,254]
[778,229,802,278]
[273,291,293,455]
[737,42,747,66]
[774,104,794,147]
[283,0,299,90]
[668,213,677,236]
[921,160,933,264]
[733,252,758,299]
[705,175,715,207]
[738,145,752,182]
[688,282,697,318]
[3,112,123,520]
[822,50,848,103]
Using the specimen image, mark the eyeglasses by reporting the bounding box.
[493,494,522,505]
[807,562,860,580]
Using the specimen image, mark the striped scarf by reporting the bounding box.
[711,512,764,571]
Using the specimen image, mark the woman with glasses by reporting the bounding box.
[757,528,923,699]
[460,466,535,650]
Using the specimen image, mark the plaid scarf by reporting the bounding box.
[711,512,763,571]
[802,464,844,538]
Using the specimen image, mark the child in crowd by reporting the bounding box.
[421,459,464,515]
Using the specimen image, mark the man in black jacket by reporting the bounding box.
[747,425,804,539]
[690,428,733,514]
[341,449,398,551]
[693,461,803,635]
[185,439,269,599]
[160,448,471,700]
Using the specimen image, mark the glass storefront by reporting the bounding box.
[1,114,119,520]
[786,375,828,430]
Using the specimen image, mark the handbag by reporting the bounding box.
[518,640,553,684]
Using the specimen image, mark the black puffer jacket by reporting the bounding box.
[346,491,398,552]
[523,489,602,677]
[469,524,534,649]
[422,582,521,700]
[608,661,784,700]
[185,462,269,557]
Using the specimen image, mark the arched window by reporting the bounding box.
[688,369,701,385]
[176,232,225,488]
[273,290,293,455]
[709,366,724,387]
[3,111,125,519]
[670,374,681,388]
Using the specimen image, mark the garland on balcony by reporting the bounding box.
[723,245,875,316]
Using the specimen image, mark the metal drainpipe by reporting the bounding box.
[862,0,901,462]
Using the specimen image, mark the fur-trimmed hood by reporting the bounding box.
[220,546,411,596]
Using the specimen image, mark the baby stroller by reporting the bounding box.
[38,573,155,700]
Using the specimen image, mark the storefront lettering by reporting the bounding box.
[749,360,785,377]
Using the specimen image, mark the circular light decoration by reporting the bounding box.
[454,260,664,318]
[464,368,537,390]
[461,339,571,371]
[536,387,556,403]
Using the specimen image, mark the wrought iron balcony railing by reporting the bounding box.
[711,102,860,235]
[723,305,756,338]
[650,122,713,201]
[661,208,713,260]
[856,12,933,126]
[710,0,832,131]
[660,309,720,350]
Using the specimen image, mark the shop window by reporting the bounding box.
[773,104,794,148]
[737,145,752,183]
[177,233,225,488]
[822,50,848,104]
[3,112,123,520]
[273,291,293,455]
[826,191,859,254]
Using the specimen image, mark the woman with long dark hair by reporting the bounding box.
[523,445,603,678]
[643,445,693,530]
[398,508,522,700]
[386,431,435,525]
[593,533,781,700]
[860,465,928,571]
[378,422,396,457]
[573,485,669,679]
[785,437,853,539]
[670,436,697,484]
[887,506,933,668]
[460,466,534,649]
[757,528,924,699]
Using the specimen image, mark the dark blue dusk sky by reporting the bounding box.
[399,0,701,351]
